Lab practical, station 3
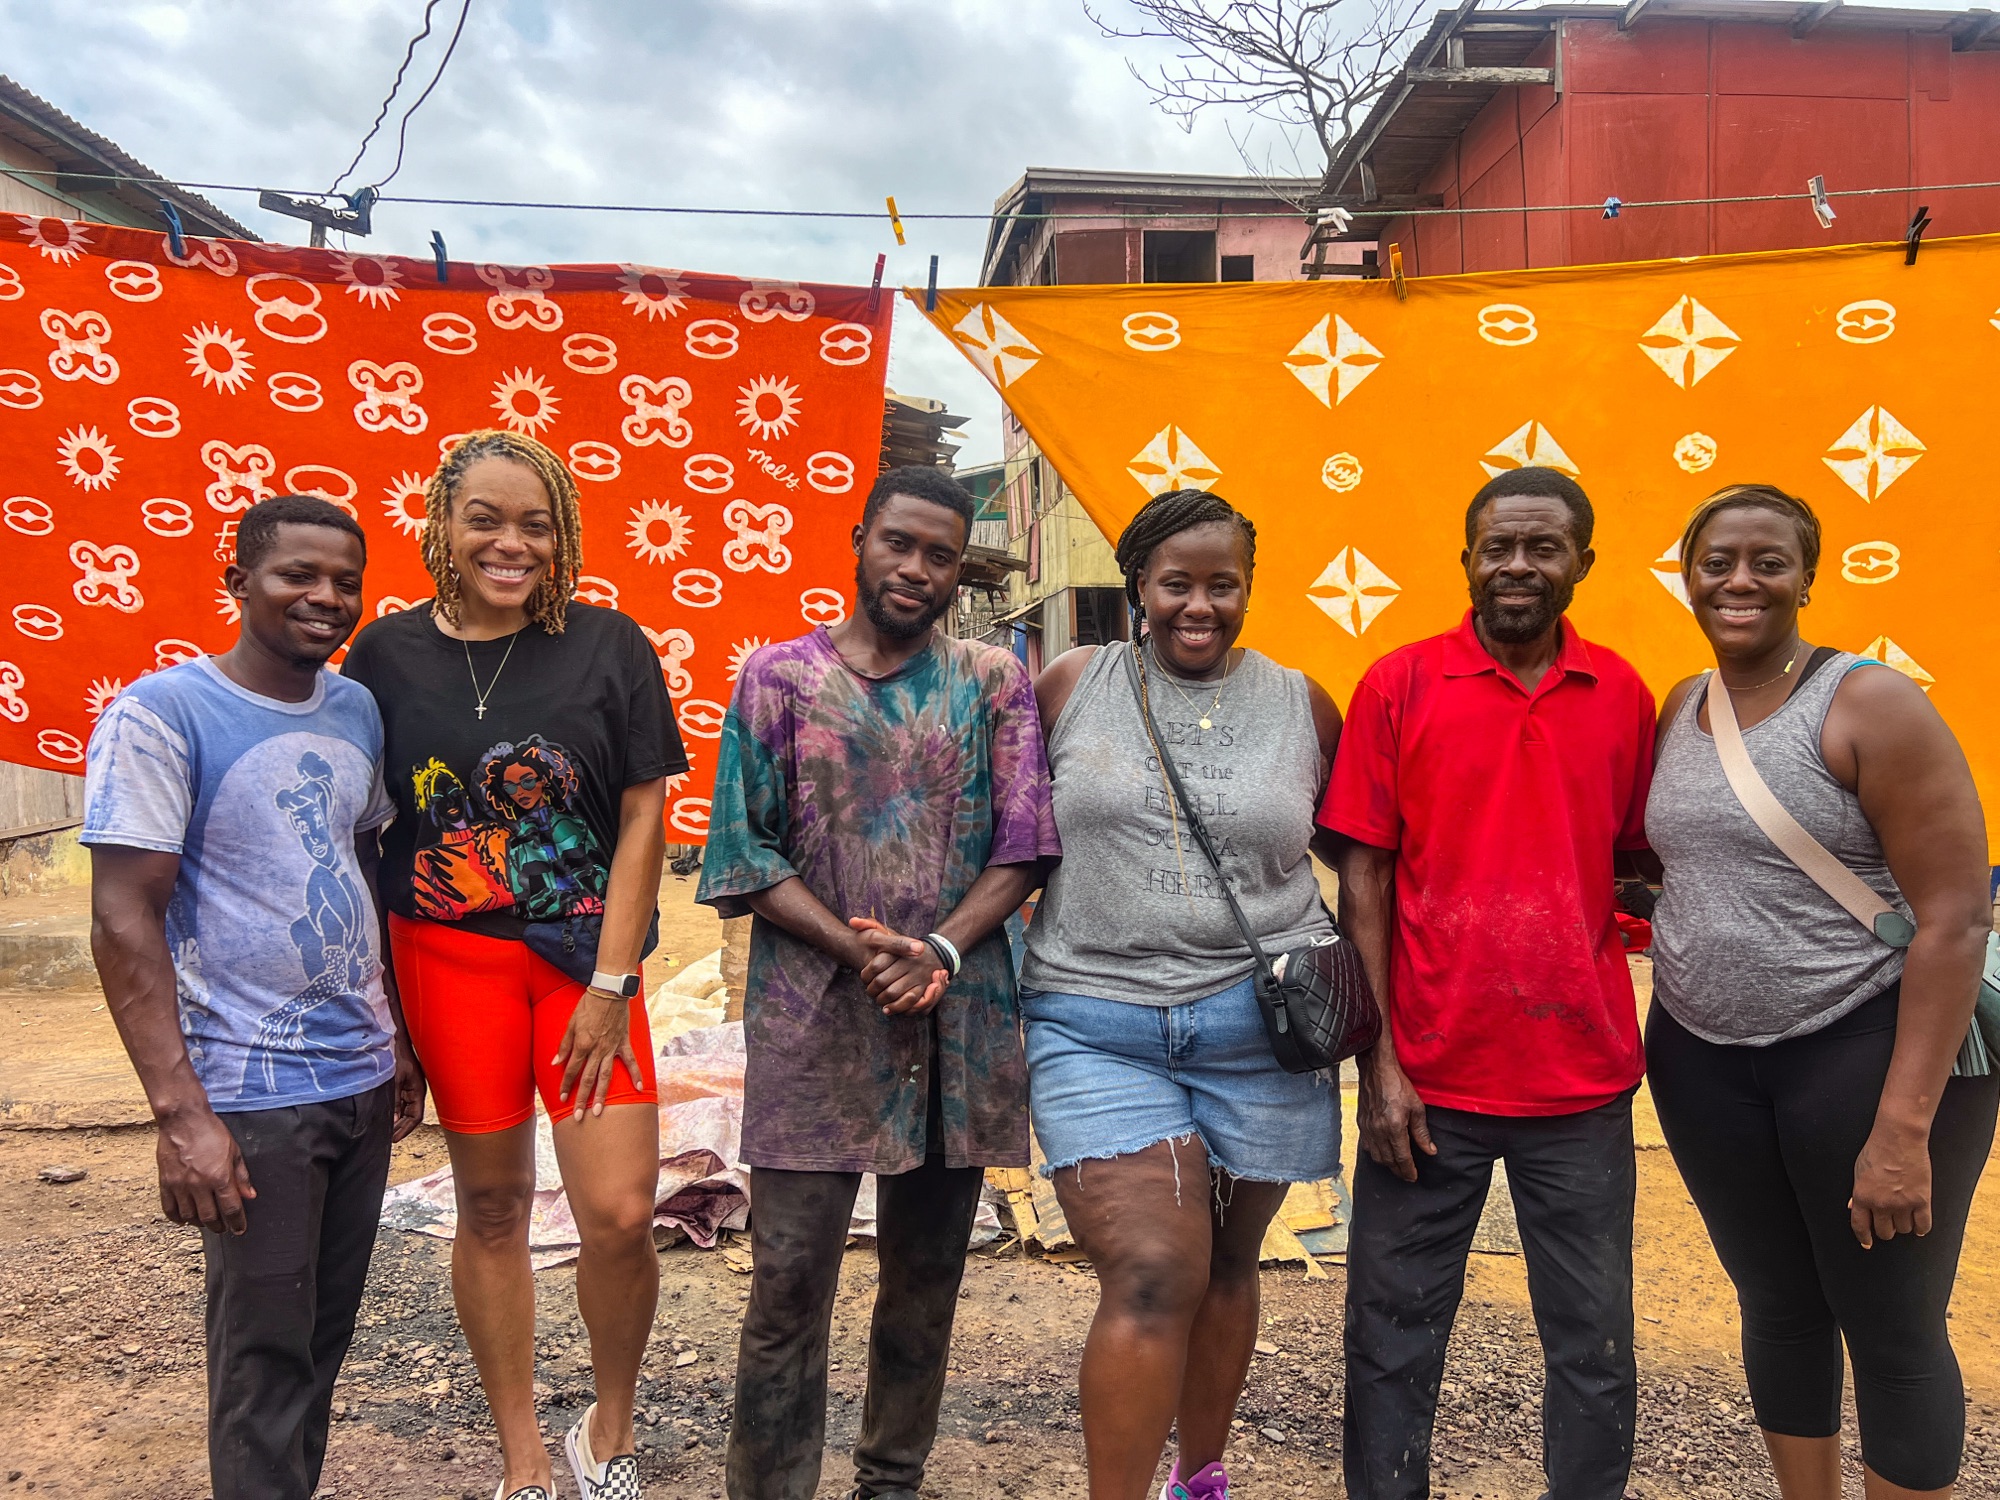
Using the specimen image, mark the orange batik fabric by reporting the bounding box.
[0,219,889,842]
[920,234,2000,858]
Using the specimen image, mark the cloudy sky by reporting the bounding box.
[3,0,1973,463]
[0,0,1318,464]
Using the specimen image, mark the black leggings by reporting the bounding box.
[1646,986,1998,1490]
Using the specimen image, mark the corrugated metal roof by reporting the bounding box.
[0,73,257,240]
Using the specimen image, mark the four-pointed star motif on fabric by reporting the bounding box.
[1823,406,1926,502]
[1307,547,1401,637]
[1126,425,1221,495]
[1480,420,1579,478]
[951,303,1042,389]
[1284,314,1385,407]
[1638,296,1742,389]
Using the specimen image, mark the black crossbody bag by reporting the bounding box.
[1123,643,1381,1074]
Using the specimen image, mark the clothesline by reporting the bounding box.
[7,163,2000,227]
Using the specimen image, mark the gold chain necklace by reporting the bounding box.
[1150,640,1235,731]
[1726,642,1800,696]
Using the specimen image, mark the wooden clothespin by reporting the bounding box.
[430,230,449,283]
[1807,175,1836,229]
[868,252,886,315]
[1904,205,1932,265]
[925,254,939,313]
[1388,242,1407,302]
[886,196,907,247]
[157,199,186,258]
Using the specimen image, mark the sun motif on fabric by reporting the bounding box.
[214,586,240,624]
[725,637,771,682]
[83,676,123,718]
[736,375,802,441]
[618,265,690,321]
[626,499,693,564]
[333,253,405,308]
[382,472,429,537]
[491,368,560,435]
[16,216,91,265]
[185,324,255,394]
[57,426,120,492]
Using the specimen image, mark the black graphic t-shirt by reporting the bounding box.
[342,602,687,942]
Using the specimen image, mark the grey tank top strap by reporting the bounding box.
[1020,643,1333,1006]
[1645,650,1910,1045]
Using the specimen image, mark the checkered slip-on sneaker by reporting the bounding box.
[565,1402,642,1500]
[495,1485,553,1500]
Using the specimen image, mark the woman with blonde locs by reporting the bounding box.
[1023,488,1346,1500]
[1644,483,1997,1498]
[342,430,689,1500]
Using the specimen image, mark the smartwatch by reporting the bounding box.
[589,970,642,999]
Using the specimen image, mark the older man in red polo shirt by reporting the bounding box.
[1323,467,1656,1500]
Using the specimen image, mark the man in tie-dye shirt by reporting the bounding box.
[699,466,1059,1500]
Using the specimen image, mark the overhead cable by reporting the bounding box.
[328,0,450,194]
[327,0,475,196]
[9,162,2000,225]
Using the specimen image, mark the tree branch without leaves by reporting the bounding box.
[1086,0,1432,176]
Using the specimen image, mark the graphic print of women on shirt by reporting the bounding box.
[406,735,609,922]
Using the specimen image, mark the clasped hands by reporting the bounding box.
[848,917,950,1015]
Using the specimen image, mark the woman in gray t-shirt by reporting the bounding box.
[1645,483,1995,1495]
[1022,487,1344,1500]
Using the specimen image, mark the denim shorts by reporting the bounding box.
[1022,974,1341,1183]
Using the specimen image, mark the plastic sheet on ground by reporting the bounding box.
[381,956,1002,1266]
[381,1019,753,1269]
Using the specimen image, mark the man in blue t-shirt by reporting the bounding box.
[84,494,425,1500]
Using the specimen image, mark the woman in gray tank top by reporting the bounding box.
[1643,484,1995,1496]
[1021,488,1343,1500]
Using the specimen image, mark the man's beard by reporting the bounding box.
[856,563,948,640]
[1472,573,1574,644]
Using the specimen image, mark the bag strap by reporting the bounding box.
[1122,642,1278,981]
[1703,669,1913,947]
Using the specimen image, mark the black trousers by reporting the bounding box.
[1647,990,2000,1491]
[725,1156,985,1500]
[1344,1092,1637,1500]
[203,1081,394,1500]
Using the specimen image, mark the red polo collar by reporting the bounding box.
[1440,609,1598,691]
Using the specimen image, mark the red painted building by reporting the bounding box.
[1312,0,2000,275]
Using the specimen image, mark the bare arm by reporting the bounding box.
[1334,833,1436,1182]
[853,860,1044,1016]
[747,875,870,971]
[1033,645,1100,738]
[356,830,426,1141]
[1306,678,1346,869]
[556,777,669,1116]
[1828,667,1991,1246]
[89,845,256,1234]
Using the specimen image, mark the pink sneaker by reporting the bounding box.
[1159,1460,1229,1500]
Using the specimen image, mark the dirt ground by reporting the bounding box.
[3,868,1998,1497]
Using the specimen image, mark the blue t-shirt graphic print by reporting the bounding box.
[82,656,397,1110]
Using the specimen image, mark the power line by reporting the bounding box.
[367,0,474,193]
[329,0,451,194]
[6,161,2000,225]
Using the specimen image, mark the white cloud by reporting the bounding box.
[0,0,1280,462]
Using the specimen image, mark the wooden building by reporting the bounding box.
[1307,0,2000,276]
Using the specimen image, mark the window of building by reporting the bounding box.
[1142,230,1216,283]
[1073,587,1131,646]
[1220,254,1255,281]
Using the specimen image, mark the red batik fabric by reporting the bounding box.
[0,218,890,842]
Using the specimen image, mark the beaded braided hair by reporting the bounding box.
[421,429,583,634]
[1113,487,1258,622]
